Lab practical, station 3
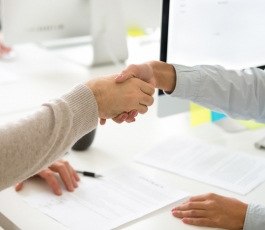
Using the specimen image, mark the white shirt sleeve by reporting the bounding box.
[166,64,265,123]
[243,204,265,230]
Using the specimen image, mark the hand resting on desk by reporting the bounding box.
[172,193,248,230]
[15,159,80,196]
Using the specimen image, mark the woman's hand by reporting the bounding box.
[15,159,80,195]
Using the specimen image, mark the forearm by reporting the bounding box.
[243,204,265,230]
[167,64,265,123]
[0,84,98,191]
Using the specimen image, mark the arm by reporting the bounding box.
[0,75,154,191]
[171,193,265,230]
[117,61,265,123]
[170,64,265,123]
[0,84,98,191]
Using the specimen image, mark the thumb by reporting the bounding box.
[115,64,139,83]
[15,182,24,191]
[115,72,133,83]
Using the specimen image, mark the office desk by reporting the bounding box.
[1,43,265,230]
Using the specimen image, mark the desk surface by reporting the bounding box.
[1,42,265,230]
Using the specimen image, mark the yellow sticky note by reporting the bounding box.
[127,27,146,37]
[190,103,211,126]
[236,120,265,130]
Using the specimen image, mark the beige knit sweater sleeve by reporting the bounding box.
[0,84,98,191]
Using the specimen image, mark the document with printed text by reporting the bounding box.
[24,166,190,230]
[135,135,265,195]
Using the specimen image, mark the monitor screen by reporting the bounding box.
[158,0,265,117]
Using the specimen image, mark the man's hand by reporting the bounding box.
[172,193,248,230]
[115,61,176,92]
[85,74,155,120]
[15,159,80,196]
[107,61,176,125]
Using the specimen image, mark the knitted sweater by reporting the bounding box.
[0,84,98,191]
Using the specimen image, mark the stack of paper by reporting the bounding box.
[135,135,265,195]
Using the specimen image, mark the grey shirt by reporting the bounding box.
[0,84,98,191]
[168,64,265,230]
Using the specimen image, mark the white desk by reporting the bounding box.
[1,42,265,230]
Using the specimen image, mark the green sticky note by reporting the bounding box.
[190,103,211,126]
[236,120,265,130]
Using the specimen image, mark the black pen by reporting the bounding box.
[75,170,103,178]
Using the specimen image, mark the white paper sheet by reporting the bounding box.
[24,166,190,230]
[135,135,265,195]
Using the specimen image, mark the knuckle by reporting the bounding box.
[190,210,197,216]
[46,171,55,179]
[186,202,192,209]
[208,193,216,198]
[58,163,66,171]
[141,107,148,114]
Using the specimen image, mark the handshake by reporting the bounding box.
[85,61,176,124]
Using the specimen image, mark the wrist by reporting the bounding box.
[84,79,102,117]
[148,61,176,92]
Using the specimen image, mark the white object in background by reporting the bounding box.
[1,0,90,46]
[0,67,19,85]
[90,0,128,66]
[135,135,265,195]
[255,136,265,149]
[24,166,190,230]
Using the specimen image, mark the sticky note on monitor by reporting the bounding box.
[190,103,211,126]
[211,111,226,122]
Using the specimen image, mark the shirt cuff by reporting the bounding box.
[164,64,201,100]
[243,203,265,230]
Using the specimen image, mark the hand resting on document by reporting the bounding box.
[15,159,80,196]
[172,193,248,230]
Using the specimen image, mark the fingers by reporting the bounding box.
[115,64,138,83]
[173,202,207,212]
[112,113,129,124]
[140,94,154,107]
[139,80,155,96]
[112,111,137,124]
[100,118,107,125]
[38,169,62,195]
[49,160,78,192]
[172,209,206,218]
[182,218,213,227]
[15,182,24,191]
[38,159,80,195]
[189,193,218,202]
[137,105,148,114]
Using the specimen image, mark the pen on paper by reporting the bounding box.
[75,170,103,178]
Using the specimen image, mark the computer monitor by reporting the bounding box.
[158,0,265,128]
[1,0,128,66]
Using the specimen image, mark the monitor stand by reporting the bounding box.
[214,117,247,132]
[39,0,128,67]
